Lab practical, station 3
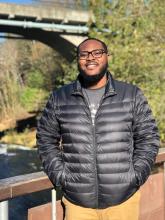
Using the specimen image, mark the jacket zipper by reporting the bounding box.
[93,94,105,208]
[79,92,98,207]
[91,92,115,207]
[79,92,105,208]
[92,121,98,207]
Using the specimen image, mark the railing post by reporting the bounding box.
[51,189,56,220]
[0,201,8,220]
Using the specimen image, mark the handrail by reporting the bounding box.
[0,148,165,202]
[156,147,165,163]
[0,171,53,202]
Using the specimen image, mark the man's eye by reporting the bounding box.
[93,51,102,56]
[79,53,87,57]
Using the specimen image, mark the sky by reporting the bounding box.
[0,0,33,4]
[0,0,33,43]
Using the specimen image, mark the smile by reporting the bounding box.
[86,62,98,69]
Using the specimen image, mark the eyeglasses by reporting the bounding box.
[78,49,107,60]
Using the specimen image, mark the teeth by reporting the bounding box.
[87,63,97,66]
[86,64,97,69]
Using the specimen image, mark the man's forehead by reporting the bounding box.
[79,40,103,51]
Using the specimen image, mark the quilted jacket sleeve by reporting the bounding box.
[133,87,160,186]
[36,92,63,187]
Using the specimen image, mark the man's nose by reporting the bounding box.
[87,52,95,60]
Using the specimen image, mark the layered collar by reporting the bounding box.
[72,71,117,98]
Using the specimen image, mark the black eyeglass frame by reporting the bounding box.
[78,49,107,60]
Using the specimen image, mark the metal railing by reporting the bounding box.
[0,148,165,220]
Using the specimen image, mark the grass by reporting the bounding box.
[1,128,36,148]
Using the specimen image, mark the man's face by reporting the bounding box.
[78,40,108,78]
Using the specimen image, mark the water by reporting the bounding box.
[0,144,51,220]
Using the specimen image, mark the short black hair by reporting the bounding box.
[77,38,108,55]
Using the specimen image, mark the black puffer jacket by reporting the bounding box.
[37,73,159,209]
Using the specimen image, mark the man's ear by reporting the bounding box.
[107,53,111,60]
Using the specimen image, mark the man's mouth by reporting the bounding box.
[86,62,98,69]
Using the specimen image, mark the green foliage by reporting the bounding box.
[89,0,165,143]
[26,70,44,89]
[55,59,78,87]
[1,0,164,145]
[20,87,48,112]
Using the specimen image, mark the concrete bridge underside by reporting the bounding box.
[0,2,91,61]
[0,26,87,62]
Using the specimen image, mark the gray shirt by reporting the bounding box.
[82,86,105,125]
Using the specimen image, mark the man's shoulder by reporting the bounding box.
[113,78,139,92]
[113,78,141,99]
[52,81,75,97]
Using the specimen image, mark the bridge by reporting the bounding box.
[0,1,93,61]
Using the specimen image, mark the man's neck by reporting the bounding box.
[88,74,107,89]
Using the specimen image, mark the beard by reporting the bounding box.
[78,62,108,88]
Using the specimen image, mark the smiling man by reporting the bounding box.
[77,39,108,89]
[37,38,159,220]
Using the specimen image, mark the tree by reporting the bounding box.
[89,0,165,143]
[0,40,23,122]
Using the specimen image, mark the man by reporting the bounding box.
[37,38,159,220]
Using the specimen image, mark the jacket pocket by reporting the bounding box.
[61,163,66,187]
[129,163,139,187]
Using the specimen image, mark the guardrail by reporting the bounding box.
[0,148,165,220]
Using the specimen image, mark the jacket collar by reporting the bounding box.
[72,71,117,97]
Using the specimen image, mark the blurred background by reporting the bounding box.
[0,0,164,219]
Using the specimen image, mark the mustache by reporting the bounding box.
[86,61,98,65]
